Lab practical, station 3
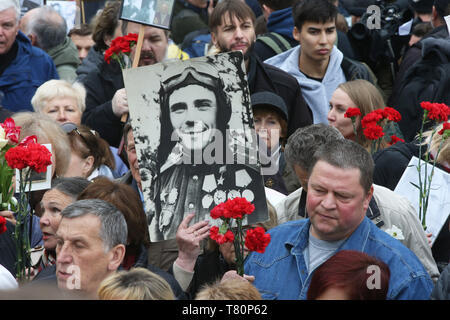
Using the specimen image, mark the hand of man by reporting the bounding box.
[174,213,210,272]
[0,210,16,225]
[111,88,129,117]
[221,270,255,283]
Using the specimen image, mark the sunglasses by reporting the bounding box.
[60,122,97,151]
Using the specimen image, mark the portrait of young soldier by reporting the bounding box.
[123,54,268,242]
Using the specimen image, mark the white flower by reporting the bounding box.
[0,126,8,149]
[385,225,405,240]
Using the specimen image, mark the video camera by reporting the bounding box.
[349,0,413,76]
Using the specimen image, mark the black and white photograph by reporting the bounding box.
[123,52,269,241]
[47,0,77,32]
[120,0,174,30]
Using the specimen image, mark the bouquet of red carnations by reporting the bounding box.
[209,197,271,276]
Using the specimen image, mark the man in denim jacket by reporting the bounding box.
[245,139,434,299]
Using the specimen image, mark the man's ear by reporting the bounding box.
[261,4,274,20]
[107,244,126,271]
[363,185,374,212]
[28,33,37,45]
[293,26,301,42]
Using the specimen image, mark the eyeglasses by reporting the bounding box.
[60,122,96,151]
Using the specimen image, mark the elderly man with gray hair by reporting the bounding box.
[274,124,440,283]
[20,5,79,82]
[0,0,58,113]
[55,199,127,298]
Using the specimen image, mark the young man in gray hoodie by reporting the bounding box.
[265,0,375,124]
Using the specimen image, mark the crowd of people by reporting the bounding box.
[0,0,449,301]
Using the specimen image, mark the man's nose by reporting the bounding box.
[319,31,328,44]
[141,39,153,52]
[234,27,244,39]
[321,192,337,210]
[79,48,88,60]
[57,243,73,264]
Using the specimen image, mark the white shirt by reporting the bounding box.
[0,264,18,290]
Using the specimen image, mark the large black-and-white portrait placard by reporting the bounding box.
[119,0,174,30]
[123,52,269,241]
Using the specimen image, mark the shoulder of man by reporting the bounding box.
[275,187,304,224]
[341,56,377,84]
[361,217,434,299]
[260,59,303,90]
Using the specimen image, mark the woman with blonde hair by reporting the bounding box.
[31,79,86,125]
[328,79,403,153]
[98,268,175,300]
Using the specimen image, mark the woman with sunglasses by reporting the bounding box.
[61,122,116,180]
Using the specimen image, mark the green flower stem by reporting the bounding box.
[233,219,245,277]
[15,168,33,283]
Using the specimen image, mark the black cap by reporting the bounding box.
[434,0,450,17]
[409,0,434,13]
[344,0,378,17]
[251,91,288,121]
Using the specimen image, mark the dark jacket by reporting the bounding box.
[388,25,449,108]
[0,31,59,112]
[373,141,450,268]
[170,0,209,45]
[431,264,450,300]
[81,60,124,148]
[47,36,80,83]
[0,221,17,277]
[247,53,313,137]
[76,46,104,83]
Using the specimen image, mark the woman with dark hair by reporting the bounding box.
[77,177,187,299]
[307,250,391,300]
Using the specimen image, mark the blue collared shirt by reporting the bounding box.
[244,217,434,300]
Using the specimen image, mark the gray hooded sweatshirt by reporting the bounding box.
[265,45,346,124]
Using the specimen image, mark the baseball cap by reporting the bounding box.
[250,91,288,121]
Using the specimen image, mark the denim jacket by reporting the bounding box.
[244,217,434,300]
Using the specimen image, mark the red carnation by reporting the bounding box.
[388,135,405,146]
[0,216,6,234]
[361,111,384,128]
[344,108,361,119]
[363,123,385,140]
[245,227,271,254]
[1,118,21,144]
[438,122,450,136]
[421,101,450,122]
[210,202,227,220]
[5,140,52,173]
[210,226,235,244]
[225,197,255,219]
[383,107,402,122]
